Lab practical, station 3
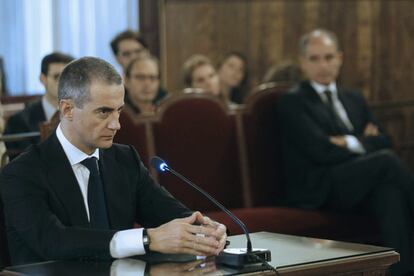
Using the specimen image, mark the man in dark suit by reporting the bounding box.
[279,29,414,275]
[4,52,74,155]
[0,57,226,265]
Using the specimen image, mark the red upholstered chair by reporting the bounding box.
[242,82,291,206]
[114,107,153,168]
[151,93,245,212]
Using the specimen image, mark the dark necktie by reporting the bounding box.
[81,157,109,229]
[324,90,349,134]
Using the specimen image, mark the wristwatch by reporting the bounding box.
[143,228,151,252]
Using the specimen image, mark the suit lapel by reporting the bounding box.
[35,100,47,122]
[99,149,131,229]
[40,133,89,226]
[301,82,339,130]
[337,91,359,133]
[30,100,47,125]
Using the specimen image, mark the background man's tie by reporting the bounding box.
[324,90,350,134]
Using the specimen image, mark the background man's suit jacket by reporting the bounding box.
[0,133,191,265]
[4,100,46,152]
[278,81,391,209]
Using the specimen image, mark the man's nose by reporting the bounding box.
[108,115,121,130]
[130,52,140,61]
[319,58,330,68]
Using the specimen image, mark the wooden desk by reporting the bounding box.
[3,232,398,275]
[227,232,399,275]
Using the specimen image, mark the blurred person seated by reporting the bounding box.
[279,28,414,276]
[110,30,166,104]
[182,55,222,99]
[218,52,249,104]
[4,52,74,156]
[262,60,303,86]
[123,55,160,116]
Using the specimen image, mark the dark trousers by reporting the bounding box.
[326,149,414,276]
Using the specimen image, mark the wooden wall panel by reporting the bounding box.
[158,0,414,102]
[152,0,414,168]
[140,0,161,57]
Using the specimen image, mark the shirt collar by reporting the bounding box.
[42,96,58,121]
[56,124,99,166]
[310,81,337,96]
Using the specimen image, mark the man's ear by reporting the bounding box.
[123,75,130,89]
[115,55,123,69]
[39,74,47,86]
[59,99,75,121]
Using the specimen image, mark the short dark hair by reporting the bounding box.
[58,57,122,108]
[41,52,74,75]
[110,30,148,56]
[299,29,339,56]
[182,55,213,87]
[125,55,159,78]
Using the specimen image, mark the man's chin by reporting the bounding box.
[98,140,114,149]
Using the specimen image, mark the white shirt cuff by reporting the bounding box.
[110,228,145,258]
[345,135,366,154]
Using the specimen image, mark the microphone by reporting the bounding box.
[150,156,271,267]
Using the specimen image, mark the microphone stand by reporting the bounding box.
[151,157,271,267]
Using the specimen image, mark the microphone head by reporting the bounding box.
[150,156,169,172]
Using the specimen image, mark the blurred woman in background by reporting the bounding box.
[218,52,248,104]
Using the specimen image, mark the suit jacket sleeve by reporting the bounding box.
[0,158,117,262]
[4,113,33,151]
[278,93,357,165]
[349,91,392,152]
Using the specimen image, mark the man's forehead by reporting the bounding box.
[132,59,159,72]
[90,80,123,90]
[305,36,338,55]
[119,39,143,49]
[48,63,67,71]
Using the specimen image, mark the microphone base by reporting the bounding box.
[216,248,271,267]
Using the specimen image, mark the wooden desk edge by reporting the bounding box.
[276,250,399,275]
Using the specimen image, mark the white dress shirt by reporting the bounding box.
[41,96,58,121]
[311,81,365,154]
[56,125,145,258]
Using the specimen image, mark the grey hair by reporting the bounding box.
[299,29,340,56]
[58,57,122,107]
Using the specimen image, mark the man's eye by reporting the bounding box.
[97,109,110,117]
